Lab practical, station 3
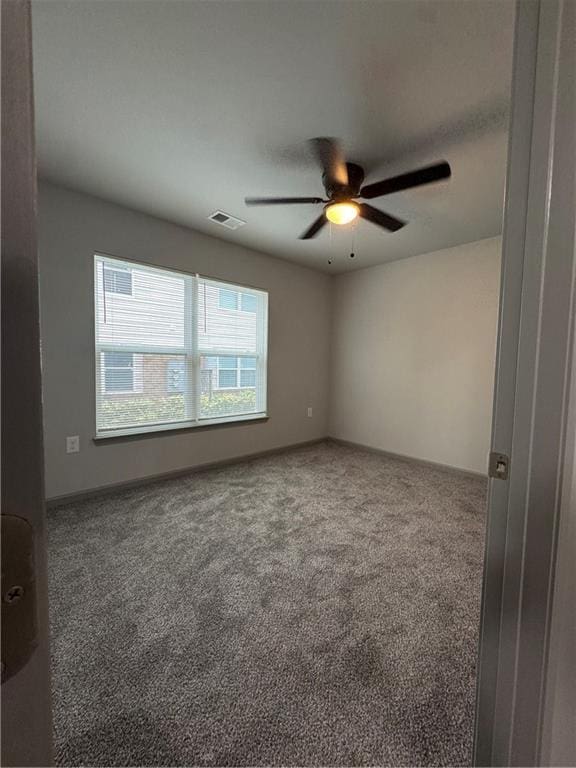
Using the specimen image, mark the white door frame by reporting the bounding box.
[474,0,575,764]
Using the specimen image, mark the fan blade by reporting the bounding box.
[310,137,348,188]
[360,161,451,199]
[245,196,324,206]
[359,203,406,232]
[299,214,327,240]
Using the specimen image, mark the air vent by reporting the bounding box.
[208,210,246,230]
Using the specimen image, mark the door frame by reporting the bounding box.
[474,0,576,764]
[1,0,54,765]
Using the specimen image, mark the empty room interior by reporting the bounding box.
[31,1,514,765]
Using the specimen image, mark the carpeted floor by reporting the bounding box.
[48,441,487,767]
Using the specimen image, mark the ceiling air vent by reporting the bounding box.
[208,210,246,230]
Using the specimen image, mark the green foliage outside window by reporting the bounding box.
[100,389,256,428]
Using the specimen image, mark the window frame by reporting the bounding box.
[94,254,268,439]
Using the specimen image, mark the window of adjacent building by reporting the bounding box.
[203,356,257,389]
[218,288,257,313]
[102,351,134,393]
[103,265,133,296]
[94,255,268,436]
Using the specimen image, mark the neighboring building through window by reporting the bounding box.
[103,265,132,295]
[94,255,268,435]
[240,293,257,313]
[218,288,257,313]
[203,356,257,389]
[166,359,185,393]
[102,352,134,393]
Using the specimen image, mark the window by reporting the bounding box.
[103,266,132,295]
[202,356,258,389]
[241,294,257,313]
[240,356,257,387]
[102,352,134,393]
[218,288,238,311]
[218,288,257,313]
[94,255,268,436]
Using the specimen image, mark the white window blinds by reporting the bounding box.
[94,255,268,436]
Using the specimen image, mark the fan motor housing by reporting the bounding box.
[323,162,365,200]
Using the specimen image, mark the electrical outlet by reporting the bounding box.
[307,407,313,418]
[66,436,80,454]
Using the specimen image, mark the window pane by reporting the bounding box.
[199,354,257,419]
[104,351,133,368]
[197,279,266,420]
[104,368,133,393]
[218,355,237,370]
[218,289,238,310]
[198,283,259,355]
[96,262,186,349]
[240,293,257,313]
[98,353,188,430]
[218,369,237,388]
[240,369,256,387]
[104,267,132,295]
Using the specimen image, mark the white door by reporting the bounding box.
[1,0,54,764]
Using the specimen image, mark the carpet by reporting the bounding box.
[47,440,487,767]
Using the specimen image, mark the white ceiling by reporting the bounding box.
[31,0,514,274]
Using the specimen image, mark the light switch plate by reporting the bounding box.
[66,436,80,453]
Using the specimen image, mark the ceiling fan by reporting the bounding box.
[245,138,451,239]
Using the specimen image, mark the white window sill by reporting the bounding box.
[93,412,268,441]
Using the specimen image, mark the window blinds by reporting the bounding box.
[94,255,268,436]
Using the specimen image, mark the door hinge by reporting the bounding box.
[489,451,510,480]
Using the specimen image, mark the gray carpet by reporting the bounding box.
[48,441,487,767]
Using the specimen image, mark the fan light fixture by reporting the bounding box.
[325,201,359,225]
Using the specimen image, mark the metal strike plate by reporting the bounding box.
[1,515,38,684]
[489,451,510,480]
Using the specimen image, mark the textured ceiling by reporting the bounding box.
[32,0,514,273]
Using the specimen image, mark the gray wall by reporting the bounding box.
[328,237,501,474]
[38,182,332,499]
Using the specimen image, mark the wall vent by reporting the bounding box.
[208,210,246,230]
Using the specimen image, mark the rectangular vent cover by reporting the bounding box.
[209,211,246,230]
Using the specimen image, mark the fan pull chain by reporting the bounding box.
[350,218,357,260]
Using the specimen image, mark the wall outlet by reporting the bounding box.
[307,407,313,418]
[66,436,80,454]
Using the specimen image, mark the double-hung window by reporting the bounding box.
[94,255,268,437]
